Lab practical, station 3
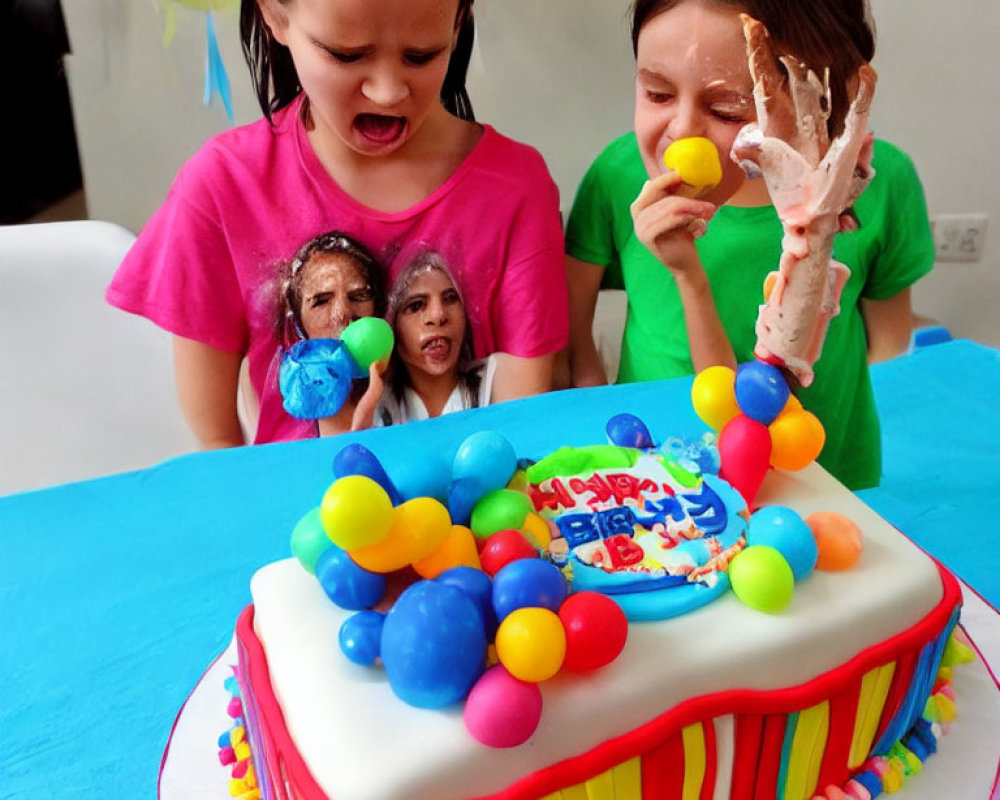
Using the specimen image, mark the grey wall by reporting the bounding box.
[63,0,999,346]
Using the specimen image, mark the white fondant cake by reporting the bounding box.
[243,463,952,800]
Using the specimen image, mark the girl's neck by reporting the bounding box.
[725,174,773,208]
[407,369,459,419]
[305,102,483,214]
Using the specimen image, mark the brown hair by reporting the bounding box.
[630,0,875,137]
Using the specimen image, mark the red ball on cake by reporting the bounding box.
[558,591,628,673]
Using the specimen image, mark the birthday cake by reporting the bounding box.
[217,414,965,800]
[208,12,971,800]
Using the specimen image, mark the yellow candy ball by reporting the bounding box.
[663,137,723,195]
[691,365,740,431]
[768,408,825,471]
[319,475,394,551]
[350,496,452,574]
[495,607,567,683]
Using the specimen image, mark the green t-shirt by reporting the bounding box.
[566,134,934,490]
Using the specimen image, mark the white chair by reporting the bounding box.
[0,220,197,496]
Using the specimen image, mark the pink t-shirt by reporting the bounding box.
[107,98,568,443]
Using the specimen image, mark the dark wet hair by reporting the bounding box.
[630,0,875,137]
[276,230,387,346]
[241,0,476,123]
[385,250,481,408]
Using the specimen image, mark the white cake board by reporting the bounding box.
[160,585,1000,800]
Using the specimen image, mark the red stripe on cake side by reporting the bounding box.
[640,729,687,797]
[730,714,764,800]
[814,677,861,790]
[752,715,787,800]
[700,719,717,800]
[236,605,325,800]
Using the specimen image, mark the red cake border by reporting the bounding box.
[235,562,961,800]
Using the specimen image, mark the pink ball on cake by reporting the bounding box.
[463,665,543,748]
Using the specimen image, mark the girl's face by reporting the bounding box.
[298,252,376,339]
[633,0,756,204]
[394,268,465,380]
[262,0,459,158]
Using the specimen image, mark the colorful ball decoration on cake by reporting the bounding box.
[727,544,795,613]
[289,507,332,575]
[745,505,818,580]
[559,592,628,673]
[495,606,567,683]
[412,524,481,578]
[348,496,452,573]
[292,434,632,747]
[463,665,543,748]
[380,581,488,709]
[479,529,539,577]
[768,405,825,471]
[491,559,568,622]
[320,475,394,551]
[718,413,772,508]
[470,489,534,539]
[692,358,826,508]
[332,443,403,505]
[315,543,387,610]
[691,365,741,431]
[806,511,863,570]
[338,610,385,666]
[452,430,519,496]
[605,412,655,449]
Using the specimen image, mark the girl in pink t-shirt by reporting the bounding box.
[108,0,567,447]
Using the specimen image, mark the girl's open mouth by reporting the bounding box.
[354,114,407,146]
[421,336,453,363]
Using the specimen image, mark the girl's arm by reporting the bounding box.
[491,353,555,403]
[565,256,610,388]
[173,336,246,449]
[862,288,914,363]
[350,363,386,432]
[630,174,737,373]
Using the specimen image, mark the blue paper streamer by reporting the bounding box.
[204,12,234,121]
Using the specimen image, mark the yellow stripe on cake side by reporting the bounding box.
[681,722,707,800]
[849,662,896,768]
[783,701,829,800]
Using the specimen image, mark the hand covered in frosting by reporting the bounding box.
[732,15,877,386]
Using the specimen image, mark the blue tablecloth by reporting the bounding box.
[1,339,997,799]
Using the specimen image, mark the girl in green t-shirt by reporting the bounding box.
[563,0,933,490]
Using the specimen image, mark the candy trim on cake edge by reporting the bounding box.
[235,563,962,800]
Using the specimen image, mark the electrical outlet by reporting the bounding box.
[933,214,988,262]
